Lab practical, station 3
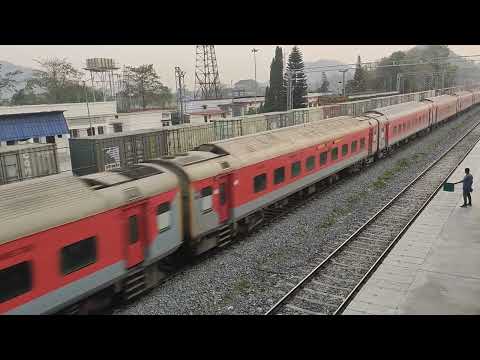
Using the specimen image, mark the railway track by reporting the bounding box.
[265,117,480,316]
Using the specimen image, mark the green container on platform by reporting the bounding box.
[443,183,455,192]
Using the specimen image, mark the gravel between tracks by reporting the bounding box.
[115,108,480,315]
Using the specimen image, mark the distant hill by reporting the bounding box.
[233,79,266,97]
[0,60,36,99]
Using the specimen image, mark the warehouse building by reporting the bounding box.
[0,101,117,138]
[0,110,71,183]
[111,109,173,132]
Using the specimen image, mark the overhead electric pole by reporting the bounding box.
[175,66,186,124]
[252,48,260,113]
[339,69,348,96]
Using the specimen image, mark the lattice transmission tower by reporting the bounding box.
[194,45,222,100]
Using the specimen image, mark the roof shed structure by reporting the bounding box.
[0,111,69,142]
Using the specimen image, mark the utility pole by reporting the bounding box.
[252,48,260,113]
[396,73,402,93]
[339,69,348,96]
[83,81,93,136]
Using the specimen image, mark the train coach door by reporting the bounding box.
[124,204,147,268]
[217,174,232,224]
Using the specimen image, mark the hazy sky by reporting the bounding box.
[1,45,479,89]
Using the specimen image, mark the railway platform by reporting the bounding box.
[343,140,480,315]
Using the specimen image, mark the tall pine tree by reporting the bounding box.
[319,71,330,92]
[286,46,308,109]
[353,55,367,93]
[264,46,286,112]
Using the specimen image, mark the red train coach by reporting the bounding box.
[454,91,475,113]
[363,101,431,151]
[422,95,458,124]
[195,116,373,234]
[0,166,182,315]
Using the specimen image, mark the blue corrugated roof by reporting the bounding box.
[0,111,69,141]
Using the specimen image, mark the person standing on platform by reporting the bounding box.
[454,168,473,207]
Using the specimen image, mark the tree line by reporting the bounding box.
[260,45,480,112]
[343,46,480,95]
[262,46,309,112]
[0,58,173,110]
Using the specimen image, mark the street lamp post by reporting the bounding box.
[252,48,260,113]
[83,81,93,136]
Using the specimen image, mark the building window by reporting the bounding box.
[319,151,328,165]
[70,129,79,138]
[254,174,267,193]
[6,140,15,146]
[291,161,301,178]
[360,138,366,150]
[46,136,55,144]
[60,237,97,275]
[33,137,40,143]
[342,144,348,157]
[129,215,138,244]
[98,126,104,135]
[57,134,63,138]
[157,202,171,232]
[331,147,338,161]
[201,187,213,212]
[113,123,123,133]
[274,167,285,185]
[351,140,357,153]
[87,127,96,137]
[0,261,32,304]
[306,156,315,171]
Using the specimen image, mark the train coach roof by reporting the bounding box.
[368,101,430,118]
[423,94,457,104]
[0,164,178,245]
[205,116,370,167]
[454,91,473,97]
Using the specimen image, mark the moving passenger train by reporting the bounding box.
[1,90,480,314]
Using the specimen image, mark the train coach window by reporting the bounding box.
[157,202,171,232]
[360,138,366,150]
[291,161,301,177]
[61,237,97,276]
[274,167,285,185]
[254,174,267,193]
[342,144,348,157]
[331,147,338,161]
[393,126,397,135]
[306,156,315,171]
[0,262,32,304]
[129,216,138,244]
[201,187,213,212]
[319,151,328,165]
[351,141,357,153]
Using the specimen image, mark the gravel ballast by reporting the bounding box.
[115,107,480,315]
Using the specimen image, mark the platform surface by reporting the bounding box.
[343,140,480,315]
